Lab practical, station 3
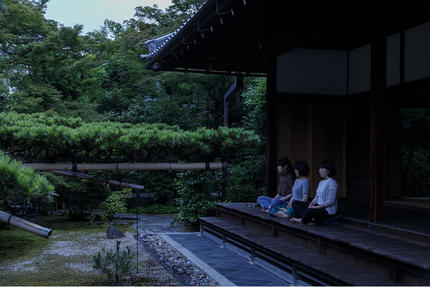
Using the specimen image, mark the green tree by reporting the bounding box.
[0,0,108,116]
[241,77,267,141]
[0,150,56,212]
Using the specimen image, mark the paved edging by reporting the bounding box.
[159,233,236,286]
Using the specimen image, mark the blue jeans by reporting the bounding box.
[257,196,272,210]
[257,196,287,213]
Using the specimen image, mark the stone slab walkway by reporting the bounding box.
[130,214,300,285]
[163,232,291,286]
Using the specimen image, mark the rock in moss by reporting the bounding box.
[106,224,123,239]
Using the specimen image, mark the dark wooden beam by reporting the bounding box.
[20,162,226,171]
[52,171,145,191]
[369,5,387,222]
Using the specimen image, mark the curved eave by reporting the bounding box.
[144,0,267,75]
[145,0,215,70]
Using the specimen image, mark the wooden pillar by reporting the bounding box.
[266,54,278,197]
[369,6,387,222]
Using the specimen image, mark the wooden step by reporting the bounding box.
[200,216,396,286]
[214,202,430,285]
[341,216,430,245]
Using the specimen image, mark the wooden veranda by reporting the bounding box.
[200,203,430,285]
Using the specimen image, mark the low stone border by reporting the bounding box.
[137,233,218,286]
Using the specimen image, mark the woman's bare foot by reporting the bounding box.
[273,211,289,218]
[289,218,302,223]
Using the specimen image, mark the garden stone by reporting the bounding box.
[106,224,123,239]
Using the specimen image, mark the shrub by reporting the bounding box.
[93,240,135,284]
[101,188,132,220]
[175,170,217,225]
[132,170,177,204]
[226,155,266,202]
[43,172,105,220]
[0,112,260,163]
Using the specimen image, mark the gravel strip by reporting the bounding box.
[138,233,218,286]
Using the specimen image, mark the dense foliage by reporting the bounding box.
[0,0,240,129]
[401,108,430,196]
[101,188,132,219]
[0,112,263,220]
[241,78,267,141]
[42,172,105,220]
[175,170,217,224]
[0,112,260,163]
[0,150,56,212]
[0,0,269,220]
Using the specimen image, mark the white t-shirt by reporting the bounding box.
[315,178,338,215]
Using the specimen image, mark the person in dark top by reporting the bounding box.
[257,157,295,212]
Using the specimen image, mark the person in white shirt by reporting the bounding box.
[290,160,338,225]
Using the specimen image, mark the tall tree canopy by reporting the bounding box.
[0,0,242,129]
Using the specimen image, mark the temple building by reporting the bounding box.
[143,1,430,284]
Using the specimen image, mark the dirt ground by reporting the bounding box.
[0,225,178,286]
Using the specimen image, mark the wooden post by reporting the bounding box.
[136,189,139,274]
[369,5,387,222]
[266,53,278,197]
[221,162,227,201]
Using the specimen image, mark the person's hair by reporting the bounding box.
[294,160,310,177]
[320,160,336,177]
[277,157,294,176]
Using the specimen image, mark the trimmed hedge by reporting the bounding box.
[0,112,260,163]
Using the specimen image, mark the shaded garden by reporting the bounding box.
[0,0,269,284]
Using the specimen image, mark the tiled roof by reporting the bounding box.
[140,32,174,59]
[140,2,204,60]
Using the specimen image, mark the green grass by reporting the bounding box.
[0,214,176,286]
[38,214,105,230]
[0,215,107,285]
[0,214,177,286]
[0,226,48,262]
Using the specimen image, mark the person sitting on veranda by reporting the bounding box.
[290,160,338,225]
[257,157,294,213]
[272,160,310,218]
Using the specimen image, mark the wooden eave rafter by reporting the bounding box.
[145,1,430,75]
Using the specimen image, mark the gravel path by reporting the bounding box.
[138,233,218,286]
[0,227,178,286]
[129,214,219,285]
